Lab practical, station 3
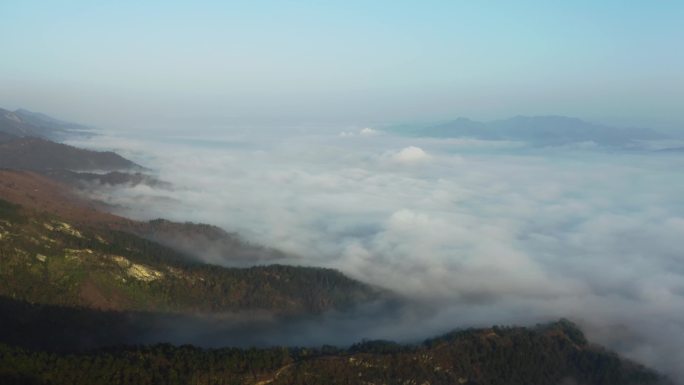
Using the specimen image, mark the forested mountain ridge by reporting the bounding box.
[0,137,140,172]
[0,198,381,314]
[0,320,667,385]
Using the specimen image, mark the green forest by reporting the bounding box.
[0,199,671,385]
[0,320,665,385]
[0,198,380,314]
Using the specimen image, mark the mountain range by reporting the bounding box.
[0,107,672,384]
[392,115,669,146]
[0,108,91,141]
[0,107,163,189]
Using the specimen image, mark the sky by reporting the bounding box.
[1,1,683,131]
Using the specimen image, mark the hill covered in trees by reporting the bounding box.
[0,198,381,314]
[0,320,667,385]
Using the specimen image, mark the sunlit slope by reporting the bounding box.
[0,199,381,314]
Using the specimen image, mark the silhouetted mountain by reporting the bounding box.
[396,115,666,146]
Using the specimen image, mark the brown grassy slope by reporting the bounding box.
[0,170,286,265]
[0,169,131,228]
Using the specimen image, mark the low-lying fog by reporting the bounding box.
[68,126,684,379]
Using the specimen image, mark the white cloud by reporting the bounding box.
[360,127,379,136]
[339,127,382,137]
[74,129,684,379]
[392,146,430,163]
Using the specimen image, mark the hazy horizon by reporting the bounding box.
[1,1,683,132]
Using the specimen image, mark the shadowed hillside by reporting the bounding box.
[0,320,668,385]
[0,107,161,187]
[0,137,140,171]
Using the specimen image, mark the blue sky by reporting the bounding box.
[1,1,683,130]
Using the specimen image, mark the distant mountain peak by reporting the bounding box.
[14,108,34,114]
[395,115,667,146]
[0,106,92,141]
[14,108,71,125]
[508,115,585,122]
[453,116,476,122]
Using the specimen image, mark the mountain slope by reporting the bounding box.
[0,108,55,139]
[0,107,159,186]
[13,108,91,133]
[129,219,289,266]
[0,320,667,385]
[0,137,140,171]
[0,170,287,267]
[0,169,133,228]
[0,198,381,314]
[0,108,91,141]
[0,132,18,143]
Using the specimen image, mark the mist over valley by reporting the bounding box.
[2,2,683,383]
[53,116,684,380]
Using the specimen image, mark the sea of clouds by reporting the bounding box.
[69,127,684,379]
